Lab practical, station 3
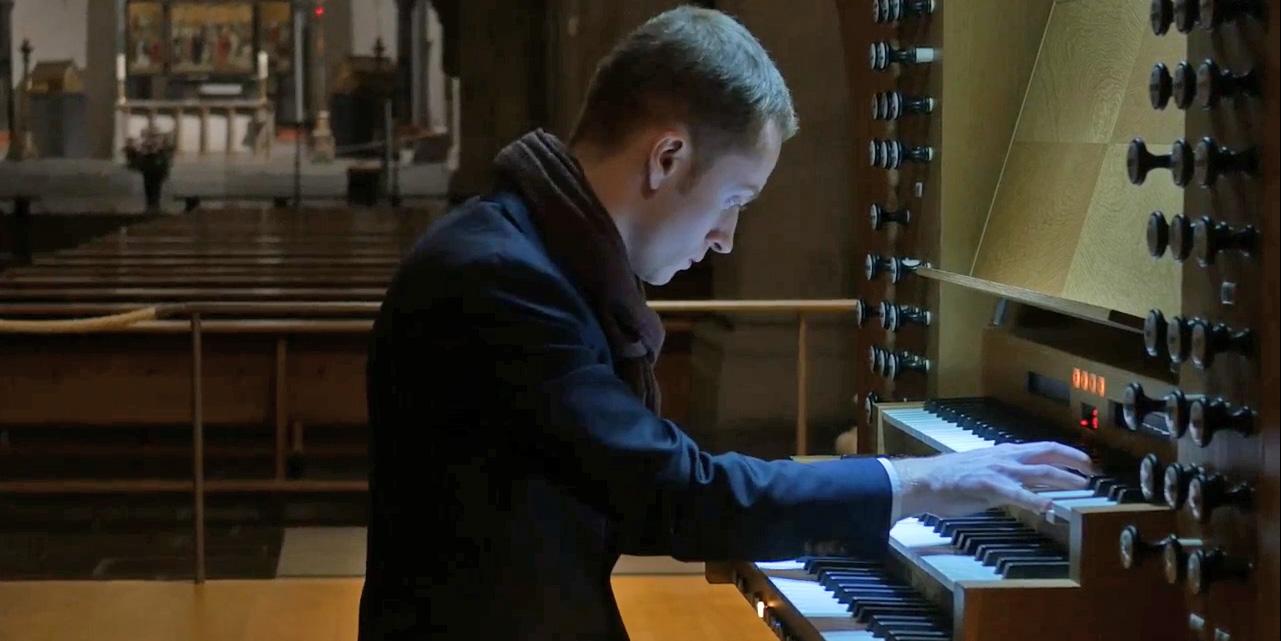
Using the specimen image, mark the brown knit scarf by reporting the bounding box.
[493,130,665,415]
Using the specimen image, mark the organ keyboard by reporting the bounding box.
[714,0,1277,639]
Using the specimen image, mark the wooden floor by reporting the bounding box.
[0,576,775,641]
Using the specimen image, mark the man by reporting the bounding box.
[360,7,1093,640]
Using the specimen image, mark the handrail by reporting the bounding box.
[0,299,860,332]
[0,297,859,582]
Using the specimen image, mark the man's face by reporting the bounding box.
[629,121,784,285]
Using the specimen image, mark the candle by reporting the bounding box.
[116,53,126,81]
[258,51,269,79]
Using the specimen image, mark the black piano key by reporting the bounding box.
[1000,559,1070,579]
[852,602,939,622]
[980,546,1061,566]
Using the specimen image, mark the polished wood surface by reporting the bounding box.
[0,577,774,641]
[969,0,1185,317]
[925,0,1054,402]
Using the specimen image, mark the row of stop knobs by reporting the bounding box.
[1150,59,1257,110]
[1124,382,1254,447]
[1146,211,1255,265]
[864,3,937,400]
[1127,137,1257,187]
[1143,309,1252,369]
[1121,3,1263,618]
[868,346,931,381]
[1120,522,1251,596]
[1118,453,1255,595]
[1150,0,1263,36]
[1138,453,1254,526]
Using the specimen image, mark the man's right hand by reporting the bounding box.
[891,442,1095,518]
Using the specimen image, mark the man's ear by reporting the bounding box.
[645,128,691,193]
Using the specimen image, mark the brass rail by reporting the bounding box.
[0,298,858,582]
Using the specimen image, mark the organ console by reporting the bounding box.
[714,2,1279,639]
[1141,453,1166,502]
[879,301,931,332]
[1146,308,1170,358]
[869,203,911,230]
[1193,217,1257,265]
[1188,549,1253,595]
[853,297,882,327]
[1194,0,1266,29]
[1166,314,1195,365]
[868,41,936,71]
[1128,137,1193,186]
[864,254,924,283]
[869,139,934,169]
[1164,535,1203,584]
[1148,211,1195,261]
[871,90,935,120]
[1188,471,1253,522]
[1194,137,1259,186]
[1196,60,1260,108]
[1165,461,1199,509]
[1152,0,1177,35]
[1188,397,1255,446]
[1151,61,1198,110]
[871,0,935,24]
[1190,320,1253,368]
[1174,0,1203,33]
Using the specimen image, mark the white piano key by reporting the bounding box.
[919,552,1004,582]
[1037,490,1095,499]
[1051,497,1117,509]
[890,518,952,548]
[822,632,879,641]
[771,577,851,618]
[756,560,807,571]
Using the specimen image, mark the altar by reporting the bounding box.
[114,0,300,157]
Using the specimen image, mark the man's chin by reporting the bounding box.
[639,267,678,287]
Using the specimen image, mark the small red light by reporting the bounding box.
[1080,419,1089,428]
[314,6,325,17]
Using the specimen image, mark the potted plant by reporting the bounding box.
[123,127,176,212]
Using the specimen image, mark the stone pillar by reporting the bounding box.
[309,0,335,161]
[5,38,36,160]
[446,0,546,200]
[1,0,13,135]
[395,0,415,123]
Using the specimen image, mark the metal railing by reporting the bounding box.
[0,298,859,581]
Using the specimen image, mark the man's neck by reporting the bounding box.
[571,143,638,257]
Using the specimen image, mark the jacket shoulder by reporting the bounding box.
[388,197,583,317]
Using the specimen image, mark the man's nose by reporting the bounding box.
[710,214,738,254]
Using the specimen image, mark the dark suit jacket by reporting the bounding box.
[359,191,894,640]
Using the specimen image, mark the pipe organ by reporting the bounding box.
[709,1,1278,639]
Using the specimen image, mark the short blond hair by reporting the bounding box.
[569,6,799,163]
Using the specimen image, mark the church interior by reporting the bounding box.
[0,0,1277,640]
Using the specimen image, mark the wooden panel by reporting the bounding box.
[1109,22,1186,144]
[972,142,1105,295]
[832,0,894,446]
[938,0,1053,271]
[1259,6,1280,640]
[1014,0,1145,145]
[911,0,1052,402]
[1061,142,1182,317]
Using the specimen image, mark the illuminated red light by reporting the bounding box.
[314,6,325,17]
[1071,367,1107,397]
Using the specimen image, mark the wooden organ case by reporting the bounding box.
[707,1,1279,640]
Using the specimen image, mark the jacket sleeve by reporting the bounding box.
[402,250,894,561]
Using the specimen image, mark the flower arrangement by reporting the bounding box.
[123,127,176,174]
[123,127,176,211]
